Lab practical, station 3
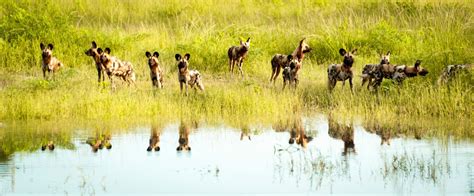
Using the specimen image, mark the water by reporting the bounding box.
[0,115,472,194]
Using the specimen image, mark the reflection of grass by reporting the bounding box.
[0,0,472,139]
[382,150,452,185]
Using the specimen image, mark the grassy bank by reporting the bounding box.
[0,0,472,130]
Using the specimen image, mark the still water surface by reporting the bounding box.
[0,115,472,194]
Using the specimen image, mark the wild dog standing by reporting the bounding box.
[40,43,63,79]
[147,125,161,151]
[145,51,164,89]
[84,41,105,83]
[361,51,391,90]
[327,48,357,91]
[177,121,191,151]
[175,53,204,95]
[282,56,301,89]
[437,64,472,85]
[374,60,428,87]
[270,38,312,84]
[97,47,136,90]
[228,37,250,78]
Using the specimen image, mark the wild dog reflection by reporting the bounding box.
[328,114,355,155]
[147,125,161,151]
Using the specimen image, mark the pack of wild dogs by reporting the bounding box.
[40,38,471,93]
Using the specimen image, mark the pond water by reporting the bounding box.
[0,115,473,194]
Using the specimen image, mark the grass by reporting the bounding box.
[0,0,472,138]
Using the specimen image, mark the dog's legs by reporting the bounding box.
[180,81,184,93]
[229,58,233,76]
[349,77,353,92]
[273,66,281,85]
[230,60,235,77]
[43,69,46,79]
[185,81,189,96]
[97,67,102,83]
[238,59,244,78]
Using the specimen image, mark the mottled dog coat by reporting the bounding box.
[98,47,136,90]
[327,48,357,91]
[361,51,391,90]
[437,64,472,85]
[40,43,63,79]
[228,37,250,77]
[145,51,164,89]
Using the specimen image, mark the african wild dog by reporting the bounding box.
[175,53,204,95]
[361,51,391,90]
[369,60,428,90]
[145,51,164,89]
[327,48,357,91]
[147,125,161,151]
[177,121,191,151]
[41,141,55,151]
[228,37,250,77]
[282,56,301,89]
[97,47,136,90]
[270,38,312,84]
[84,41,105,83]
[437,64,472,85]
[240,125,252,141]
[40,43,64,79]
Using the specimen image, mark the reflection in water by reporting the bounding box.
[86,131,112,152]
[328,114,355,155]
[240,125,251,141]
[363,120,396,146]
[273,117,314,148]
[0,116,472,194]
[40,141,55,151]
[147,125,161,151]
[176,121,193,151]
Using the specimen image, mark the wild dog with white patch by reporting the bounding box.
[437,64,472,85]
[175,53,204,95]
[361,51,391,90]
[97,47,136,91]
[327,48,357,92]
[40,43,64,79]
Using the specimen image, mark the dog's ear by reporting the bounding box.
[153,52,159,58]
[386,51,391,56]
[415,60,421,68]
[48,44,54,50]
[351,49,357,55]
[40,43,45,50]
[184,53,190,60]
[339,48,347,56]
[105,47,111,54]
[147,146,152,151]
[287,54,293,61]
[145,51,151,58]
[97,48,103,54]
[92,41,97,49]
[300,38,306,45]
[175,54,182,61]
[246,37,251,43]
[176,146,182,151]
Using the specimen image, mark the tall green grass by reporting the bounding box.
[0,0,472,136]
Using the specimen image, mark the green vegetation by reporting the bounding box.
[0,0,472,138]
